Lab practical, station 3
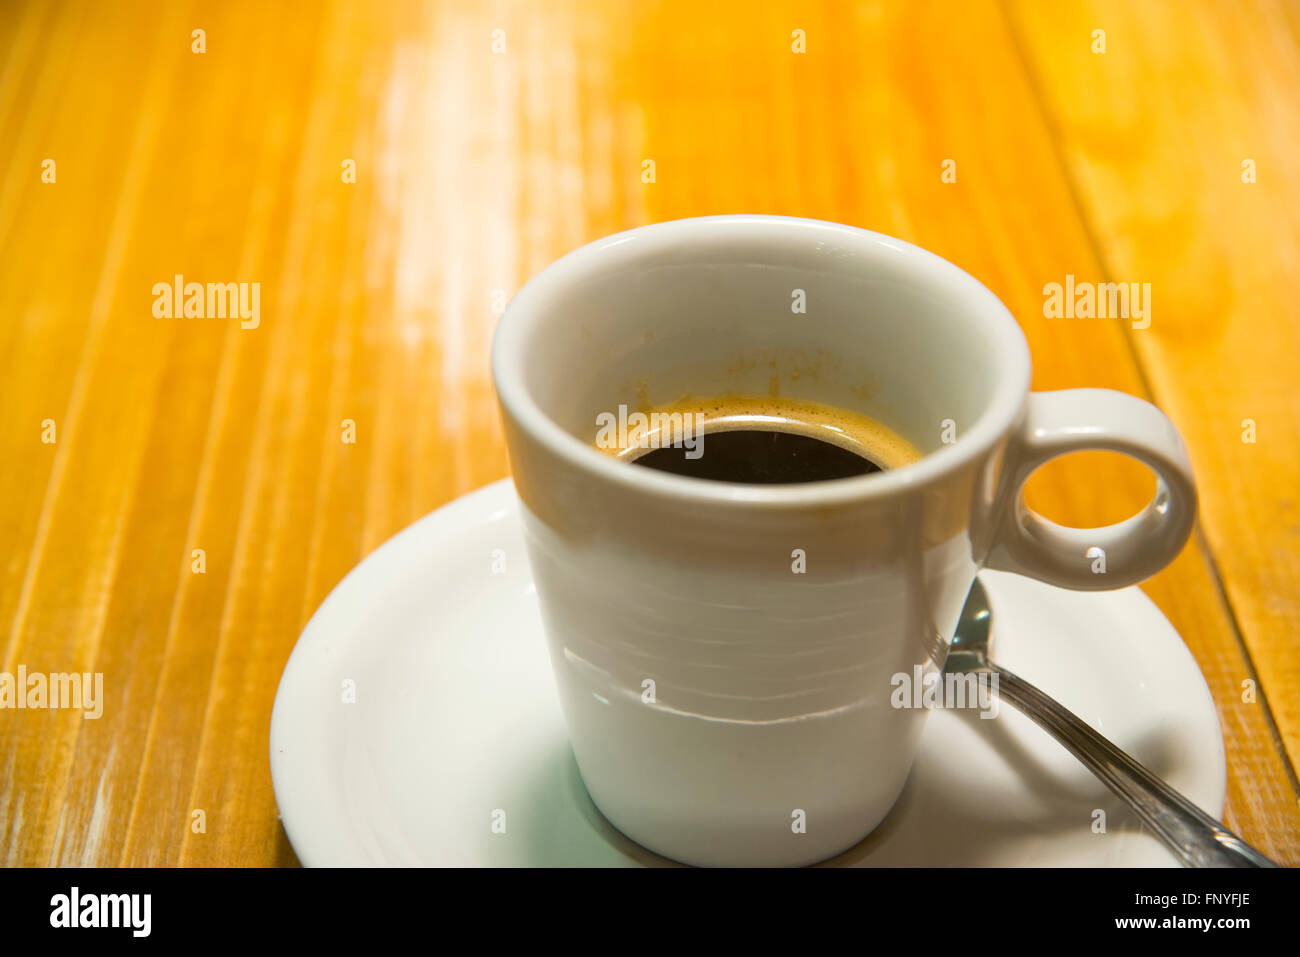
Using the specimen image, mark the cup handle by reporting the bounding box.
[983,389,1198,590]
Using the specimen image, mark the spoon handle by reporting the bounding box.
[986,661,1277,868]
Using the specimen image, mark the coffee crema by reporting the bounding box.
[594,395,923,484]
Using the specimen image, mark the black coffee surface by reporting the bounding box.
[629,429,882,484]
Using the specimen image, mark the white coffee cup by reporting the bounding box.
[492,215,1196,866]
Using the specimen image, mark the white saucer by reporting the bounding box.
[269,479,1226,867]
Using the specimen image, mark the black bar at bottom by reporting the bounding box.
[0,865,1291,943]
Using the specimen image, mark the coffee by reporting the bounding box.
[632,428,882,483]
[595,395,922,484]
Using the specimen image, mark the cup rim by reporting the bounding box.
[492,215,1031,508]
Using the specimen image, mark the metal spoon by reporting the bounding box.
[944,579,1277,868]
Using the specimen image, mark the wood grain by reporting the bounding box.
[1007,0,1300,795]
[0,0,1296,866]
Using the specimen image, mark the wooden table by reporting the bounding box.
[2,0,1297,866]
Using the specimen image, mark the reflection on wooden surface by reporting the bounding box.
[0,0,1297,865]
